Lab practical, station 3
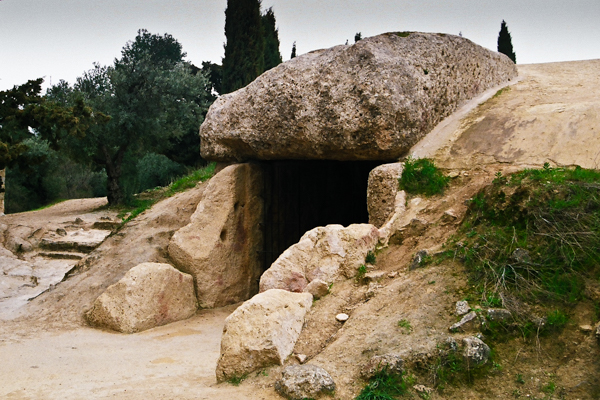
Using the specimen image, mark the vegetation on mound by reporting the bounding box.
[356,368,412,400]
[452,164,600,322]
[399,157,449,196]
[116,162,216,224]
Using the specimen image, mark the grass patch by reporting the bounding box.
[396,31,411,38]
[453,165,600,325]
[492,86,511,98]
[117,162,216,225]
[366,251,377,265]
[399,157,449,196]
[356,368,409,400]
[226,374,247,386]
[356,264,368,283]
[397,319,413,334]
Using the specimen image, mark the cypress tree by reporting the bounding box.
[291,41,297,59]
[262,7,282,71]
[222,0,265,93]
[497,20,516,64]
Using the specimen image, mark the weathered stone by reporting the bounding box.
[361,354,404,379]
[259,224,380,293]
[389,217,428,246]
[456,300,471,316]
[413,385,434,396]
[595,322,600,343]
[275,365,336,400]
[579,325,593,333]
[486,308,512,322]
[336,313,349,322]
[409,249,429,270]
[200,32,517,162]
[215,289,312,382]
[304,279,330,299]
[367,163,404,227]
[449,311,480,332]
[296,354,308,364]
[512,248,531,263]
[441,209,459,224]
[169,163,264,308]
[364,271,386,282]
[85,263,197,333]
[462,336,491,368]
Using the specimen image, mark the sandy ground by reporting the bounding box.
[1,59,600,400]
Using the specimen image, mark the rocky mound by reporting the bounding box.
[200,32,517,162]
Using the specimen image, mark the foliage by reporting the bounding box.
[291,41,297,59]
[355,32,362,42]
[399,157,449,196]
[55,30,211,205]
[497,20,516,64]
[455,166,600,316]
[355,368,408,400]
[222,0,265,93]
[356,264,368,282]
[5,137,106,213]
[135,153,185,193]
[397,319,412,334]
[365,251,377,264]
[262,7,282,71]
[0,78,106,170]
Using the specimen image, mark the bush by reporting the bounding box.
[399,157,449,196]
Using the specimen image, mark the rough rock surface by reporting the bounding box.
[367,163,404,227]
[259,224,380,293]
[168,163,264,308]
[304,279,330,299]
[215,289,312,382]
[486,308,512,322]
[200,32,517,162]
[456,300,471,316]
[275,365,336,400]
[462,336,491,368]
[449,311,480,332]
[360,354,404,378]
[85,263,197,333]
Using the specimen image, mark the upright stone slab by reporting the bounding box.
[367,163,404,227]
[201,32,518,162]
[168,163,264,308]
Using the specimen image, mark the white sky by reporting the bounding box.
[1,0,599,91]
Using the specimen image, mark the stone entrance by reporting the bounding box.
[261,160,383,268]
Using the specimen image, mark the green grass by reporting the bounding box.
[226,374,247,386]
[356,264,368,282]
[399,157,449,196]
[366,251,377,265]
[118,162,216,225]
[397,319,412,334]
[355,368,409,400]
[453,165,600,324]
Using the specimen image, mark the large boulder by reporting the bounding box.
[215,289,313,382]
[168,163,264,308]
[259,224,380,293]
[85,262,197,333]
[200,32,518,162]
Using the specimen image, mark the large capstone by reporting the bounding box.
[201,32,517,162]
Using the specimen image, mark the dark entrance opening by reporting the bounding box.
[262,160,383,269]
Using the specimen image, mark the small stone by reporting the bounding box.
[74,218,84,224]
[304,279,330,299]
[413,385,433,395]
[409,250,429,270]
[56,228,67,237]
[361,354,404,379]
[487,308,512,322]
[364,271,386,282]
[275,365,336,400]
[456,300,471,316]
[296,354,308,364]
[387,271,398,278]
[449,311,480,332]
[462,336,491,368]
[511,248,531,263]
[579,325,593,333]
[441,209,458,223]
[336,313,349,322]
[595,322,600,342]
[448,171,460,178]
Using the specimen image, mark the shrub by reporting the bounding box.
[399,157,449,196]
[356,367,408,400]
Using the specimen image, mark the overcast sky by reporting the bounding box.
[1,0,599,91]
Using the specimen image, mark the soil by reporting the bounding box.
[1,59,600,400]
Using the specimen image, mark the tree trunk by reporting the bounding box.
[102,145,127,205]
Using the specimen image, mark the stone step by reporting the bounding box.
[92,221,121,231]
[38,251,86,260]
[39,239,100,254]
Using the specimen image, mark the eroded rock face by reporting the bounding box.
[367,163,404,227]
[201,32,517,162]
[462,336,491,368]
[259,224,380,293]
[275,365,336,400]
[168,163,264,308]
[85,263,197,333]
[215,289,312,382]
